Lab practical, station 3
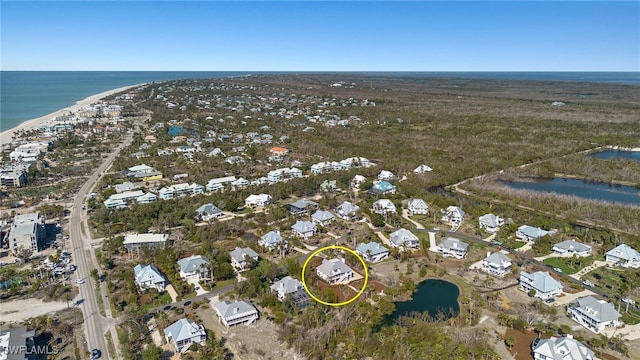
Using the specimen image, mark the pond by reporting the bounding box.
[501,178,640,206]
[588,149,640,162]
[386,279,460,323]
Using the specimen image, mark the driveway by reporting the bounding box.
[569,260,609,280]
[551,289,596,307]
[165,284,179,303]
[186,277,208,296]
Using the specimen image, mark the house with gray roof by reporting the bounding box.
[605,244,640,268]
[286,199,319,216]
[214,300,259,328]
[389,228,420,250]
[371,199,396,215]
[519,271,563,300]
[177,255,210,281]
[552,240,592,257]
[7,212,45,253]
[437,237,468,259]
[258,231,284,250]
[115,181,137,193]
[195,203,223,221]
[311,210,335,226]
[163,318,206,353]
[316,258,354,285]
[407,199,428,215]
[482,252,512,277]
[229,247,259,271]
[567,296,622,333]
[532,334,595,360]
[516,225,556,242]
[270,276,311,308]
[478,214,504,233]
[356,242,389,263]
[133,264,167,292]
[291,220,317,239]
[335,201,360,220]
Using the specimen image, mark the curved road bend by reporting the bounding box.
[70,131,133,359]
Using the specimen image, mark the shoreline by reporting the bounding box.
[0,83,146,146]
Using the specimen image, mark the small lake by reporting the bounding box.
[387,279,460,323]
[588,149,640,162]
[502,178,640,206]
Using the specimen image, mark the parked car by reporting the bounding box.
[544,298,555,304]
[553,267,562,273]
[91,349,101,359]
[70,264,77,271]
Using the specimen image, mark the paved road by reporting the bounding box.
[69,132,133,359]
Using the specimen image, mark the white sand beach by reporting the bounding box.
[0,83,145,146]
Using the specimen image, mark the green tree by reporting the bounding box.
[505,335,516,349]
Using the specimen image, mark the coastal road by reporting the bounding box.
[69,131,134,359]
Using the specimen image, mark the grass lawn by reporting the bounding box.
[210,278,236,292]
[542,256,594,275]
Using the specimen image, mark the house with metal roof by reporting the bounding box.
[605,244,640,268]
[133,264,167,292]
[258,231,284,250]
[519,271,563,300]
[229,247,259,271]
[356,242,389,262]
[316,258,354,285]
[270,276,311,308]
[214,300,259,328]
[335,201,360,220]
[177,255,210,281]
[567,296,622,333]
[311,210,335,226]
[407,199,428,215]
[482,252,512,277]
[368,181,397,196]
[437,237,469,259]
[371,199,396,215]
[390,228,420,250]
[531,334,595,360]
[163,318,206,353]
[516,225,556,242]
[552,240,592,257]
[286,199,319,216]
[195,203,223,221]
[478,214,504,233]
[291,220,317,239]
[441,206,465,225]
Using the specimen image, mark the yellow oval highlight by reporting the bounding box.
[301,245,369,306]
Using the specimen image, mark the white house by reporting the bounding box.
[482,252,512,277]
[350,174,366,188]
[567,296,622,333]
[270,276,311,308]
[335,201,360,220]
[195,203,223,221]
[133,264,167,292]
[258,231,284,250]
[605,244,640,268]
[123,233,168,253]
[377,170,395,181]
[371,199,396,215]
[164,318,206,353]
[516,225,556,242]
[229,247,259,271]
[389,228,420,249]
[437,237,469,259]
[316,258,354,285]
[552,240,592,257]
[532,334,595,360]
[519,271,563,300]
[214,300,259,328]
[245,194,272,208]
[291,220,317,239]
[356,242,389,262]
[478,214,504,233]
[441,206,465,225]
[311,210,335,226]
[177,255,210,281]
[413,164,433,174]
[407,199,428,215]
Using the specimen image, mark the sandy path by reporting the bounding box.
[0,297,74,323]
[0,83,145,145]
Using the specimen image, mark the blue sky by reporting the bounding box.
[1,1,638,71]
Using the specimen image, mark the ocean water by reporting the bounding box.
[1,71,638,134]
